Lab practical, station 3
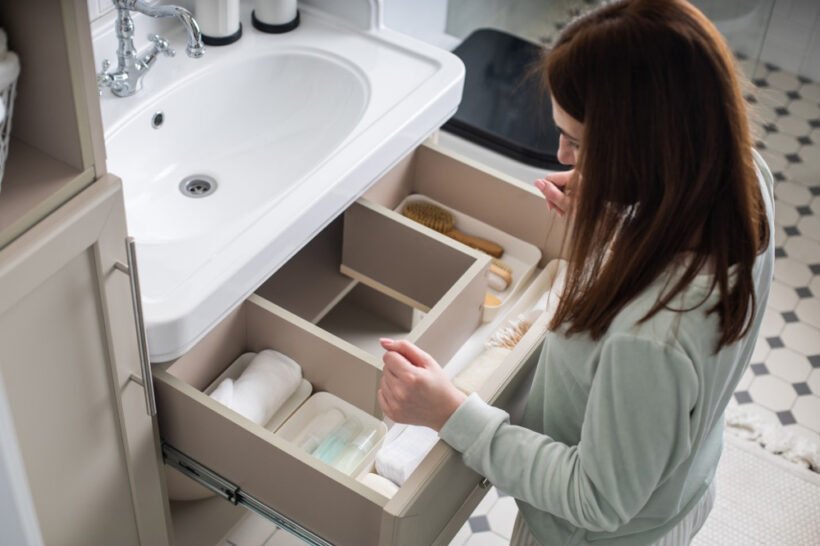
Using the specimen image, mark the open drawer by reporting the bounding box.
[153,142,568,546]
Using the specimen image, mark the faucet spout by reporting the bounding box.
[128,0,205,58]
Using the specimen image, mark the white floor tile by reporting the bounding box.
[811,276,820,298]
[751,336,770,363]
[449,521,473,546]
[736,366,755,390]
[774,224,788,246]
[811,196,820,215]
[784,235,820,264]
[799,81,820,102]
[797,216,820,242]
[807,369,820,396]
[473,487,499,516]
[775,181,813,206]
[774,200,799,226]
[760,308,786,337]
[768,281,800,312]
[749,375,797,411]
[756,87,789,109]
[486,496,518,539]
[791,395,820,431]
[781,322,820,355]
[785,161,820,187]
[761,148,788,172]
[795,298,820,329]
[765,132,801,155]
[776,115,811,137]
[788,98,820,120]
[768,70,802,92]
[766,348,813,383]
[773,257,812,287]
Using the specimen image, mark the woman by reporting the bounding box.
[377,0,774,544]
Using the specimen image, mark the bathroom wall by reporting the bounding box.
[757,0,820,80]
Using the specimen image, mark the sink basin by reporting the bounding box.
[99,3,464,361]
[107,52,368,244]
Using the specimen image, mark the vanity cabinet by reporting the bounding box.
[155,142,568,546]
[0,1,171,545]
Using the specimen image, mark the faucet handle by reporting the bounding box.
[97,59,113,95]
[148,34,175,57]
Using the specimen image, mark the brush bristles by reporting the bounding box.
[402,202,455,233]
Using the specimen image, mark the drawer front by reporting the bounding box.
[155,141,566,545]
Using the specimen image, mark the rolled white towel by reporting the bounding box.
[453,346,512,394]
[375,424,439,486]
[358,472,399,499]
[209,350,302,426]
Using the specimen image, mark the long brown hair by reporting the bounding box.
[544,0,769,350]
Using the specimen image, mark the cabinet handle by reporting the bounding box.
[114,237,157,417]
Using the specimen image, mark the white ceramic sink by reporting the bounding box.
[99,3,464,361]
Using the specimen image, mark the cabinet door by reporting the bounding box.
[0,176,171,546]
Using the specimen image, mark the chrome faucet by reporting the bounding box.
[97,0,205,97]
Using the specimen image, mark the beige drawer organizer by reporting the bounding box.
[153,142,567,546]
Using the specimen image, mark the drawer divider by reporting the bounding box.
[162,442,333,546]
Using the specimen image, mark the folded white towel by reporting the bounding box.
[375,424,439,486]
[453,346,512,395]
[209,350,302,426]
[358,472,399,499]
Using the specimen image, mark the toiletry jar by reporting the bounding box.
[153,141,568,546]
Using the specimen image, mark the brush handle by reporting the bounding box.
[489,263,512,287]
[445,229,504,258]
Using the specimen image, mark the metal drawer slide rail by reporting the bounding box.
[162,443,333,546]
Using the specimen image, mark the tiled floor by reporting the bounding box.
[222,8,820,546]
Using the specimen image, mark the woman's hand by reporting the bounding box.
[378,338,467,431]
[535,169,577,217]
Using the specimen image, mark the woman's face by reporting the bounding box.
[552,97,584,166]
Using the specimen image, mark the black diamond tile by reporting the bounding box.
[756,141,767,150]
[776,410,797,425]
[810,263,820,274]
[751,363,770,375]
[774,171,786,182]
[539,36,553,44]
[810,119,820,128]
[775,106,789,116]
[794,382,811,395]
[784,226,801,236]
[734,391,753,404]
[809,355,820,368]
[745,94,758,104]
[767,337,785,349]
[810,186,820,196]
[763,122,778,133]
[775,247,787,258]
[798,135,813,146]
[753,78,769,88]
[469,515,490,533]
[787,90,801,100]
[764,62,780,72]
[786,153,802,163]
[796,287,813,298]
[782,311,799,323]
[797,205,812,215]
[554,22,565,30]
[798,75,814,84]
[735,51,748,60]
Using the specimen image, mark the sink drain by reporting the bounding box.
[179,175,217,198]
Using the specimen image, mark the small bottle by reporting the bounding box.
[312,418,362,464]
[252,0,300,34]
[331,427,379,474]
[296,409,345,453]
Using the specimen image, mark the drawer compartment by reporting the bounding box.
[155,141,568,546]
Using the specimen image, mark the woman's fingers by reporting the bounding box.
[380,338,437,370]
[535,179,569,216]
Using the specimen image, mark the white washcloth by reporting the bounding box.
[375,424,439,486]
[358,472,399,499]
[453,346,512,394]
[209,350,302,426]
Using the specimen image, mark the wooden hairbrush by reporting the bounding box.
[402,202,505,258]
